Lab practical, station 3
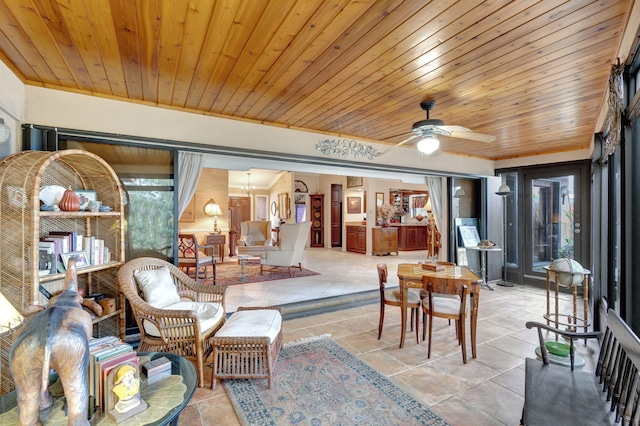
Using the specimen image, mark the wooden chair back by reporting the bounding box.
[423,276,468,299]
[177,233,216,283]
[421,275,469,363]
[178,233,200,260]
[377,263,388,292]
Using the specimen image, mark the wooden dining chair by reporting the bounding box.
[177,233,217,284]
[421,275,469,363]
[377,264,421,345]
[418,260,457,325]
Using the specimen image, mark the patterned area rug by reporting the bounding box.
[211,261,319,285]
[223,337,449,425]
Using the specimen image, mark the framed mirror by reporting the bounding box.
[375,192,384,222]
[278,192,290,219]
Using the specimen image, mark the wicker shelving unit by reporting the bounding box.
[0,149,125,395]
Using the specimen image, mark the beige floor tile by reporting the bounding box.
[485,335,539,360]
[460,381,524,426]
[431,353,502,385]
[434,396,505,426]
[490,366,525,397]
[357,349,412,376]
[474,344,525,372]
[394,364,473,405]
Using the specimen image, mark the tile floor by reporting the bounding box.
[178,248,599,426]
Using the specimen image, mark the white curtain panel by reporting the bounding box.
[426,176,443,231]
[177,152,205,217]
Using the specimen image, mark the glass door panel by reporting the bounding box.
[526,172,578,277]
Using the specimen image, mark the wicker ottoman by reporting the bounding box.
[210,306,283,389]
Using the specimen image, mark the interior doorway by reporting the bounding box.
[229,196,250,231]
[331,184,342,247]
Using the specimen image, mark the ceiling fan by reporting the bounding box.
[377,101,496,157]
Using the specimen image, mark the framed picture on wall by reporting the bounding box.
[179,197,196,222]
[347,196,361,213]
[347,176,363,188]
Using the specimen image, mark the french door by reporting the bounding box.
[523,164,587,283]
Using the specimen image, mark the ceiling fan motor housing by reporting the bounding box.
[412,119,445,132]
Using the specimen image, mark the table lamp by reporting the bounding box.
[0,291,24,396]
[203,199,223,234]
[0,291,23,337]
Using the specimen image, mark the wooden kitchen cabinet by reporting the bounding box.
[397,225,429,250]
[346,226,366,254]
[372,227,398,256]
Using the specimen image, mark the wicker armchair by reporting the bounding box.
[117,257,227,387]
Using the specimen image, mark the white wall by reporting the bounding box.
[0,61,25,158]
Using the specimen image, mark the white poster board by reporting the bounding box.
[458,225,480,247]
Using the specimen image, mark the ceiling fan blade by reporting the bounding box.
[376,134,420,157]
[437,125,495,143]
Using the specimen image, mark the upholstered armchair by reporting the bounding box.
[260,222,311,276]
[236,220,272,256]
[117,257,227,387]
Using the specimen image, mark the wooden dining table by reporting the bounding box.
[396,264,482,355]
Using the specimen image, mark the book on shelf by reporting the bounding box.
[88,336,136,411]
[40,237,63,262]
[83,236,95,265]
[93,239,104,266]
[49,231,77,252]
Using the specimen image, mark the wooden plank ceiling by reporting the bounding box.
[0,0,633,161]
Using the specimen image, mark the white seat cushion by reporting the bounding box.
[143,301,224,337]
[424,296,464,315]
[388,288,421,305]
[214,309,282,344]
[134,266,181,308]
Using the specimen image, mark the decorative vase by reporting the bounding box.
[59,187,80,211]
[381,219,390,228]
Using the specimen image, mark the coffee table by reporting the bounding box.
[0,351,196,426]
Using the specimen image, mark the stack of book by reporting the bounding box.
[141,356,172,385]
[88,336,137,412]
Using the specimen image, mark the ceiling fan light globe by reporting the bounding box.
[417,137,439,155]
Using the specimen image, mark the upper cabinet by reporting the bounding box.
[389,189,430,219]
[0,150,125,338]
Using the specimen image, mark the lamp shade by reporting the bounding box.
[454,187,466,198]
[203,199,222,216]
[0,292,23,336]
[416,135,439,155]
[0,118,10,143]
[496,184,512,196]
